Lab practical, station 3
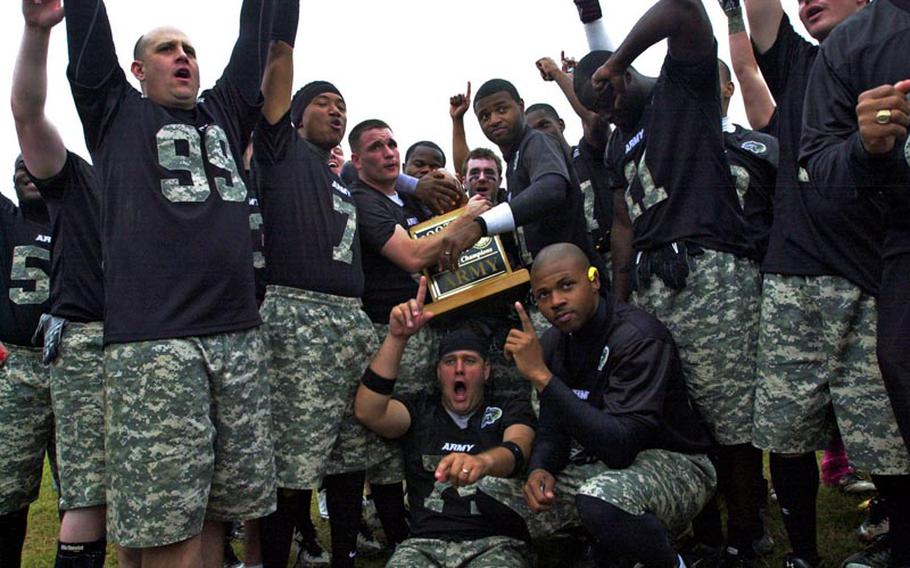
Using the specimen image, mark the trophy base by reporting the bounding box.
[427,269,530,317]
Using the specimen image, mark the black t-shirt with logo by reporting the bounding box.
[31,152,103,323]
[396,392,536,541]
[253,113,364,297]
[605,45,751,258]
[755,14,883,294]
[352,180,426,323]
[574,138,614,254]
[800,0,910,261]
[505,127,598,263]
[0,195,52,346]
[67,0,265,344]
[725,125,778,261]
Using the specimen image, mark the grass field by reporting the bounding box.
[21,456,871,567]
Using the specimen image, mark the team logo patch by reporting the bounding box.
[741,140,767,155]
[798,167,810,183]
[480,406,503,428]
[474,237,493,250]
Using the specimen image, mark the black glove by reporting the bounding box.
[719,0,741,15]
[574,0,603,23]
[631,242,703,291]
[32,313,67,365]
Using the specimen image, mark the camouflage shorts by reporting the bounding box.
[753,274,910,474]
[49,321,105,510]
[0,344,53,514]
[388,535,531,567]
[633,250,761,445]
[104,327,276,548]
[479,450,716,539]
[262,286,382,485]
[363,323,438,485]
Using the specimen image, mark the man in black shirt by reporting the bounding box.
[0,160,53,568]
[63,0,287,562]
[744,1,910,565]
[439,79,599,274]
[404,141,446,180]
[354,278,536,567]
[579,2,762,563]
[11,2,116,566]
[480,243,714,568]
[250,21,391,564]
[800,2,910,566]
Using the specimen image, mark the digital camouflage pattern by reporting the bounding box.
[387,535,531,568]
[753,274,910,474]
[0,344,53,514]
[50,321,105,510]
[261,285,379,487]
[633,250,760,445]
[104,327,275,548]
[479,449,716,539]
[365,323,438,485]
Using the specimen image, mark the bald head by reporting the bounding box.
[531,243,589,281]
[134,26,190,60]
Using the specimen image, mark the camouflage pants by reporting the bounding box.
[0,344,53,514]
[50,321,105,510]
[261,286,385,485]
[479,450,716,540]
[634,250,760,445]
[387,535,531,567]
[365,323,438,485]
[753,274,910,474]
[104,327,276,548]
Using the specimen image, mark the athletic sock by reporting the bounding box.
[721,444,763,554]
[871,474,910,566]
[769,452,819,561]
[324,471,365,568]
[0,507,29,568]
[576,494,677,568]
[369,482,408,547]
[54,537,106,568]
[260,488,300,568]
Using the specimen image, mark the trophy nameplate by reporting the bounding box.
[409,207,530,316]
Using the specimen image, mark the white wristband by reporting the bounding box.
[479,203,516,235]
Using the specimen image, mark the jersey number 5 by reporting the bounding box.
[157,124,247,203]
[9,245,50,305]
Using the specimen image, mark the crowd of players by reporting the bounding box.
[0,0,908,567]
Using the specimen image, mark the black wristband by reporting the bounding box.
[574,0,603,23]
[361,367,396,395]
[271,0,300,47]
[473,216,488,237]
[499,440,526,477]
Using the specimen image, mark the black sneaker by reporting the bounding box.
[841,536,890,568]
[784,553,824,568]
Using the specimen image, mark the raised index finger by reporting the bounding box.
[466,81,472,100]
[514,302,535,334]
[416,276,428,312]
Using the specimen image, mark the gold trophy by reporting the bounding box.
[409,207,530,317]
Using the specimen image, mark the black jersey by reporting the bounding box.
[352,180,426,323]
[66,0,268,343]
[800,0,910,261]
[605,46,751,258]
[0,195,52,346]
[252,113,363,297]
[396,392,536,541]
[530,299,712,474]
[505,127,597,262]
[31,152,103,323]
[724,125,778,261]
[574,138,614,254]
[755,14,883,294]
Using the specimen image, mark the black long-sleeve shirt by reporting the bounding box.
[529,298,711,474]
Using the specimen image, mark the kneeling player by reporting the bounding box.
[482,243,716,568]
[354,279,536,568]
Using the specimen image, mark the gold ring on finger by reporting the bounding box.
[876,109,892,125]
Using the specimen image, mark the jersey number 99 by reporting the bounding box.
[157,124,247,203]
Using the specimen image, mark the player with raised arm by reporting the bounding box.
[584,1,763,565]
[63,0,283,565]
[354,277,536,567]
[799,1,910,566]
[743,0,910,565]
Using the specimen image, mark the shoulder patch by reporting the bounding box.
[480,406,503,429]
[741,140,768,155]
